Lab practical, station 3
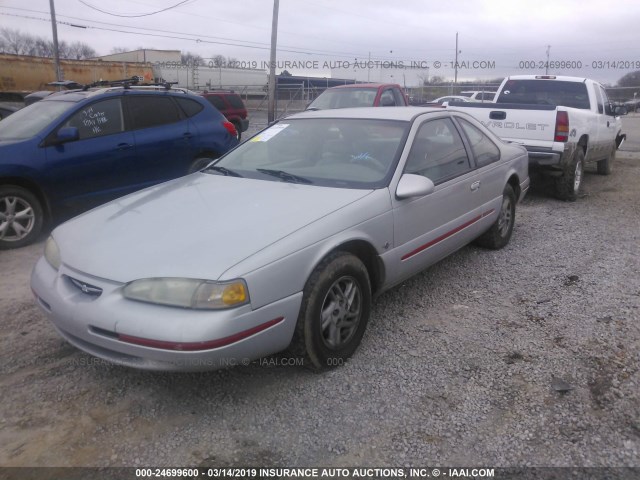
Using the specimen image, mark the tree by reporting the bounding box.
[110,47,130,54]
[181,51,203,66]
[69,41,96,60]
[617,71,640,87]
[428,75,446,85]
[0,28,94,59]
[211,54,226,68]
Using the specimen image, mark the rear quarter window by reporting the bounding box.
[175,97,204,117]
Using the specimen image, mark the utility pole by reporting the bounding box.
[545,45,551,75]
[49,0,62,81]
[454,32,459,85]
[267,0,279,124]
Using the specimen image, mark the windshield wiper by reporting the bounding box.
[204,165,243,177]
[256,168,313,184]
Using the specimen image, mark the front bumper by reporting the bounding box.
[31,257,302,371]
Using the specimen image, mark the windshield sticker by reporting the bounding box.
[250,123,289,142]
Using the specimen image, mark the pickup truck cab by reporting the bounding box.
[460,90,497,102]
[307,83,408,110]
[448,75,626,200]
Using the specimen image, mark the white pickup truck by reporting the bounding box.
[448,75,627,200]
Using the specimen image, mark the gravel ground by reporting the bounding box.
[0,117,639,470]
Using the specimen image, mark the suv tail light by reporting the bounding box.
[222,121,238,139]
[554,111,569,142]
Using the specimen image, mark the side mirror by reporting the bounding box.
[380,97,395,107]
[396,174,435,199]
[613,105,627,116]
[55,126,79,144]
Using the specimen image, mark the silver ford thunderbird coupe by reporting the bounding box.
[31,107,529,371]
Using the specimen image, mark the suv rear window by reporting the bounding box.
[497,80,590,109]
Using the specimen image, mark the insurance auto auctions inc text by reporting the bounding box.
[190,467,495,478]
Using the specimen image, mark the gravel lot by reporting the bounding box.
[0,116,639,471]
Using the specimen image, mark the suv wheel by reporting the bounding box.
[0,186,44,249]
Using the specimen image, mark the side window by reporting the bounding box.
[205,96,226,110]
[405,118,471,183]
[392,88,405,106]
[457,118,501,167]
[128,96,182,130]
[63,98,124,140]
[594,87,604,114]
[175,97,204,118]
[380,89,396,106]
[225,95,245,109]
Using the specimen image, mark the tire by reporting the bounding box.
[0,185,44,249]
[188,157,216,174]
[232,122,242,142]
[293,252,371,371]
[597,145,616,175]
[554,148,584,201]
[475,184,516,250]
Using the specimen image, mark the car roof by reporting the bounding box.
[328,83,401,90]
[286,106,447,121]
[504,75,589,83]
[40,87,201,104]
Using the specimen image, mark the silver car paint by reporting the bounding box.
[31,107,529,371]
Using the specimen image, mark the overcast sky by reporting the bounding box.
[1,0,638,86]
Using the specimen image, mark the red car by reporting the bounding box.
[307,83,409,110]
[201,90,250,140]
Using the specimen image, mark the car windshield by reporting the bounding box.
[210,118,409,189]
[308,88,378,109]
[0,99,76,141]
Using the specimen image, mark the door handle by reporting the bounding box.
[470,181,481,191]
[117,143,134,150]
[183,132,193,139]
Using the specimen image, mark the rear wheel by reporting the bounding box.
[188,156,216,174]
[597,145,616,175]
[555,148,584,201]
[0,185,44,249]
[293,252,371,371]
[475,184,516,250]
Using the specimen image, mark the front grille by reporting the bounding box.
[67,276,103,297]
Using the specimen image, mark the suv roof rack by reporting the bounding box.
[83,76,141,90]
[202,89,235,93]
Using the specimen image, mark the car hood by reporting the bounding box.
[54,173,374,283]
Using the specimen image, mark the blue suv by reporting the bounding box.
[0,84,239,248]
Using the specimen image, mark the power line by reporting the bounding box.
[77,0,194,18]
[0,7,386,59]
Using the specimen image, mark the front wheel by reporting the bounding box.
[0,185,44,249]
[475,184,516,250]
[293,252,371,371]
[554,148,584,201]
[188,156,216,174]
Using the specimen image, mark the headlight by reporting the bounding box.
[44,236,61,270]
[122,277,249,310]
